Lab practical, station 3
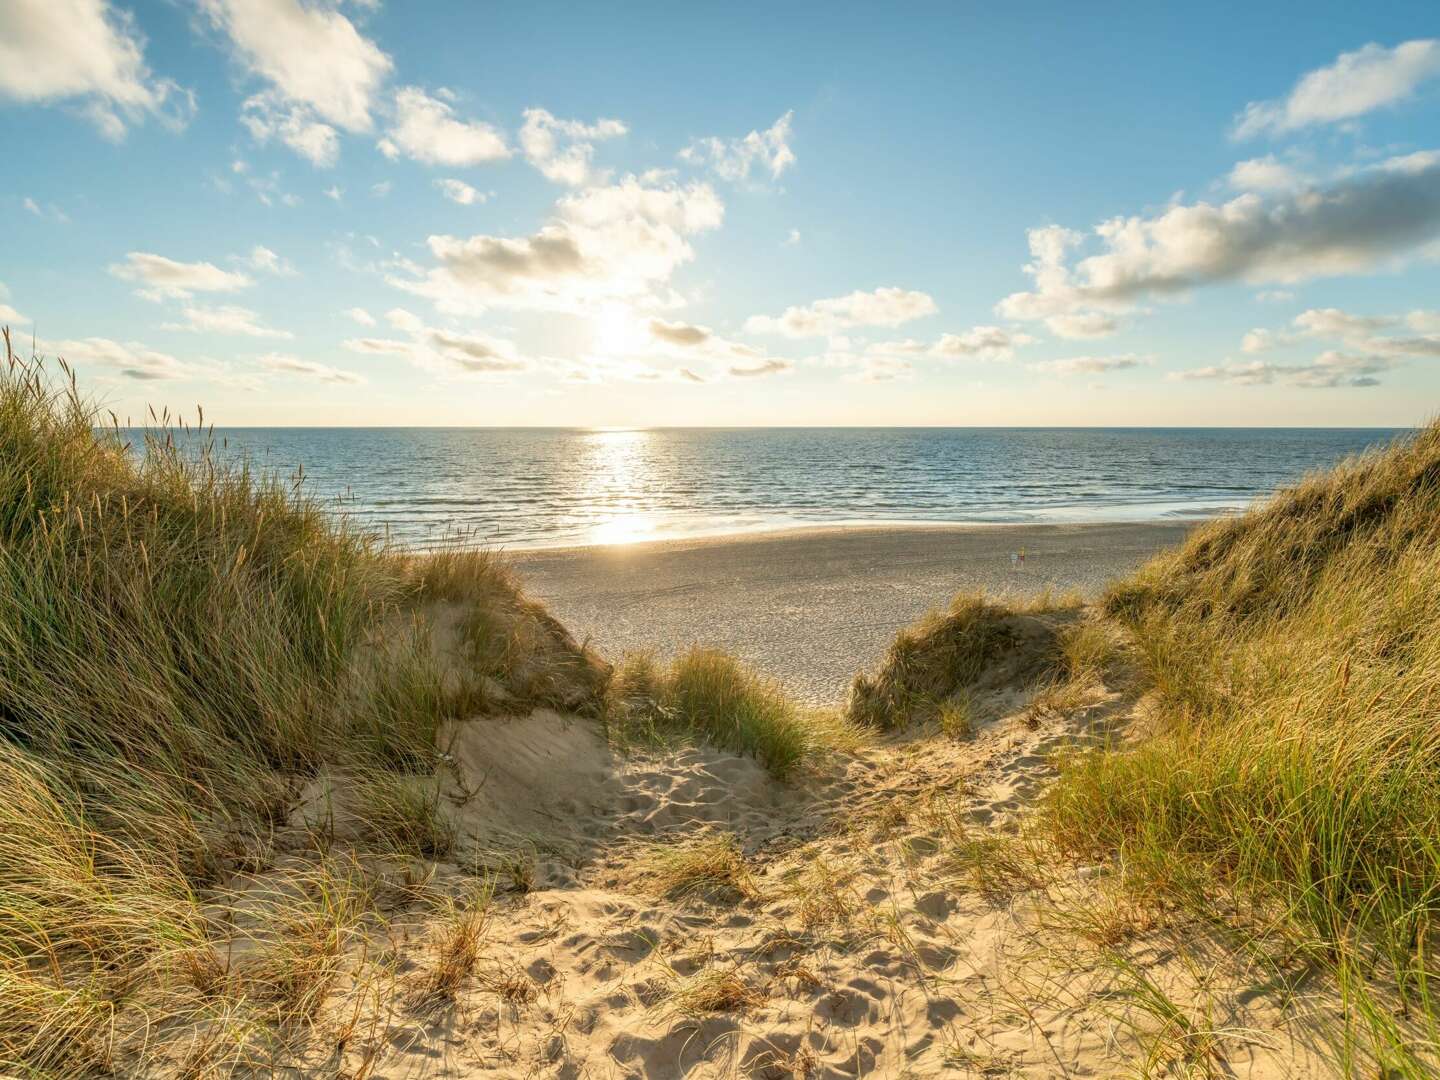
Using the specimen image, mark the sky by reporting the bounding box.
[1,2,1439,427]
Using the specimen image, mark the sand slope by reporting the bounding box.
[299,610,1342,1079]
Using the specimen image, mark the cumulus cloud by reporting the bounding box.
[240,91,341,166]
[1044,311,1119,339]
[1172,352,1397,388]
[648,318,710,347]
[0,0,193,139]
[0,283,30,326]
[378,87,509,166]
[996,155,1440,326]
[259,353,365,384]
[344,311,531,376]
[1293,306,1395,339]
[1408,310,1440,333]
[161,304,293,339]
[1233,39,1440,139]
[344,306,376,326]
[434,178,486,205]
[1241,306,1440,363]
[1031,354,1151,376]
[931,326,1034,361]
[392,175,723,314]
[680,111,796,183]
[520,108,627,186]
[745,287,936,338]
[1228,155,1305,193]
[243,245,295,276]
[109,252,252,301]
[201,0,390,164]
[47,336,194,380]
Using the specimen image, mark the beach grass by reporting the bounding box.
[1043,420,1440,1072]
[607,647,857,776]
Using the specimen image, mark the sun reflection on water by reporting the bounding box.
[578,428,660,545]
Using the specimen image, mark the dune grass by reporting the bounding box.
[0,342,602,1075]
[1044,421,1440,1073]
[847,594,1021,729]
[608,647,857,776]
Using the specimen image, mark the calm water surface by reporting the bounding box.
[181,427,1402,550]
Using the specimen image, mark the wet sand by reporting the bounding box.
[513,521,1195,705]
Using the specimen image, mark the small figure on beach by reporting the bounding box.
[1019,547,1026,567]
[1010,551,1018,568]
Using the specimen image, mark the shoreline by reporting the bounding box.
[513,520,1195,705]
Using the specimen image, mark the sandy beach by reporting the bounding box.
[515,521,1195,704]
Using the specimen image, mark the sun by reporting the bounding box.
[591,302,648,357]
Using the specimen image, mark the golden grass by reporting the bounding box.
[0,341,596,1074]
[1045,420,1440,1074]
[638,832,762,903]
[608,647,859,776]
[847,594,1016,729]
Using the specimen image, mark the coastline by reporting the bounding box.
[513,520,1195,705]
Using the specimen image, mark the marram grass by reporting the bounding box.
[1045,420,1440,1074]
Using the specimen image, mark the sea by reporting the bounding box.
[181,427,1403,551]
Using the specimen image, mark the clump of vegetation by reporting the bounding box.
[608,647,855,776]
[0,341,598,1074]
[847,594,1018,729]
[1046,421,1440,1071]
[638,832,761,903]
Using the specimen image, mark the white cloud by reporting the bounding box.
[1408,310,1440,333]
[997,155,1440,324]
[109,252,252,301]
[243,245,295,276]
[393,175,724,315]
[259,353,365,384]
[0,287,29,325]
[931,326,1035,361]
[785,228,801,246]
[434,178,486,205]
[1044,311,1118,339]
[378,86,509,166]
[519,108,627,186]
[323,185,344,201]
[201,0,391,149]
[1293,307,1396,340]
[47,336,193,380]
[1256,289,1295,303]
[680,111,796,183]
[648,318,711,347]
[161,304,292,339]
[344,315,531,377]
[371,180,392,197]
[0,0,193,139]
[1031,354,1151,376]
[728,357,792,378]
[1233,39,1440,139]
[1241,328,1289,352]
[240,91,340,166]
[1228,155,1304,193]
[344,306,376,326]
[1172,352,1398,388]
[745,286,937,338]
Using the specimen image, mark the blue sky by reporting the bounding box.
[2,1,1439,426]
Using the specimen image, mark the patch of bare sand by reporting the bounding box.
[294,613,1346,1079]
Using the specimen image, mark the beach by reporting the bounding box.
[514,520,1195,704]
